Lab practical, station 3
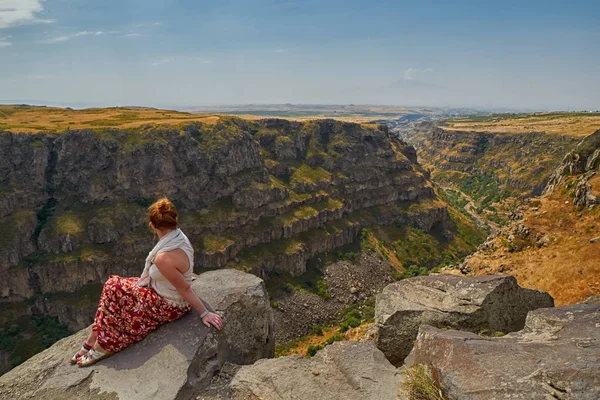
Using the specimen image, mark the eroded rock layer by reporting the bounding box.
[0,118,438,301]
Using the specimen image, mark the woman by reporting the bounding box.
[70,198,223,367]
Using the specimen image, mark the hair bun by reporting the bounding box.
[156,199,172,213]
[148,198,178,229]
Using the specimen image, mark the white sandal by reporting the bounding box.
[77,347,113,367]
[69,343,93,364]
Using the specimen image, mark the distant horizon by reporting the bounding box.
[1,100,595,115]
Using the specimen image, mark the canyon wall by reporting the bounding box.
[1,118,467,373]
[399,123,581,209]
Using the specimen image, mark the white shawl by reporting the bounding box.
[137,228,194,287]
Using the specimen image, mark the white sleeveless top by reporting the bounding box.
[149,260,193,306]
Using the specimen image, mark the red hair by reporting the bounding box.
[148,198,178,230]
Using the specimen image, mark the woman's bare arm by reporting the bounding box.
[154,252,223,330]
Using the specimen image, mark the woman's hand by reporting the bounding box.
[202,312,223,330]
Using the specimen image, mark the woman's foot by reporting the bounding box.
[68,342,93,364]
[77,346,113,367]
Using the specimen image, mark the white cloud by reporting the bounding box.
[0,0,55,29]
[37,30,119,44]
[403,67,434,81]
[135,21,161,28]
[124,33,143,37]
[0,35,11,46]
[151,59,170,66]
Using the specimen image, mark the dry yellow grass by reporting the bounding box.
[0,105,220,133]
[276,322,374,357]
[465,189,600,306]
[227,113,388,124]
[444,113,600,137]
[0,105,396,133]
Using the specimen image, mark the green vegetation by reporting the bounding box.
[457,172,508,210]
[0,210,36,251]
[290,164,332,187]
[339,299,375,332]
[0,314,72,368]
[438,188,469,216]
[54,245,111,265]
[306,344,323,357]
[368,225,457,270]
[401,364,447,400]
[311,325,324,336]
[34,198,57,238]
[325,333,344,344]
[197,234,236,253]
[265,247,337,300]
[394,264,429,280]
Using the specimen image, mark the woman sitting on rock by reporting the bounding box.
[70,197,223,367]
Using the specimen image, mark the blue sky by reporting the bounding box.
[0,0,599,110]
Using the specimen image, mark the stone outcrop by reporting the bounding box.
[227,341,406,400]
[405,297,600,399]
[0,269,274,400]
[373,274,554,365]
[545,129,600,207]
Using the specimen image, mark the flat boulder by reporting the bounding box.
[229,341,407,400]
[374,274,553,365]
[405,297,600,399]
[0,269,274,400]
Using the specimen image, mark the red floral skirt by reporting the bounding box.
[92,275,191,353]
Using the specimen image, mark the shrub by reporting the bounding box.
[346,309,361,320]
[362,305,375,321]
[281,283,294,293]
[346,317,360,328]
[401,364,447,400]
[311,325,324,336]
[339,322,349,332]
[270,300,279,308]
[306,345,323,357]
[325,333,344,345]
[316,280,331,299]
[397,264,429,280]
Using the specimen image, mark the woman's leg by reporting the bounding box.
[69,326,98,363]
[85,329,98,348]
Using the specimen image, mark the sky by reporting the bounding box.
[0,0,599,110]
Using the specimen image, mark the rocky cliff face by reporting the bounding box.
[0,119,437,300]
[398,123,582,222]
[545,128,600,207]
[1,117,467,373]
[458,128,600,306]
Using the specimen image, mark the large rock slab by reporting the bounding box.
[374,274,554,365]
[229,341,406,400]
[405,297,600,399]
[0,269,274,400]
